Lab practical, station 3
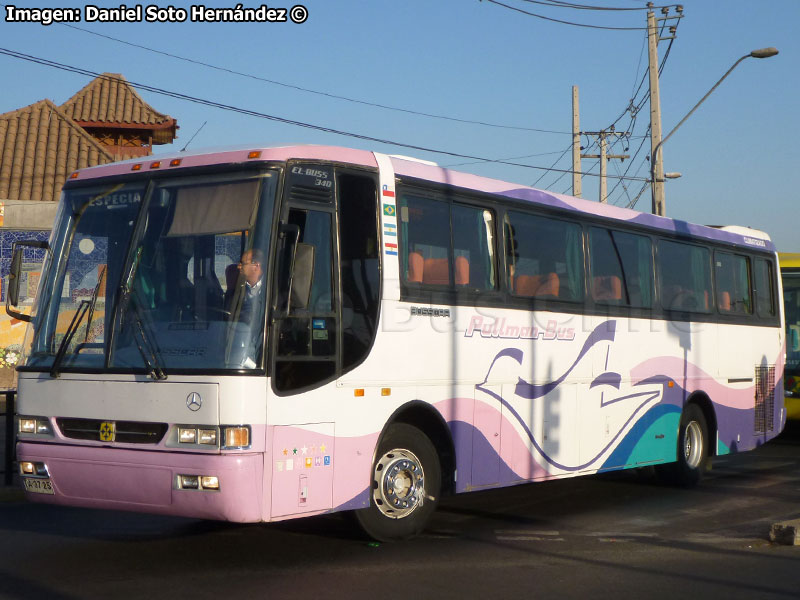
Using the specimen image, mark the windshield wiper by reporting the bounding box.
[123,292,167,381]
[50,266,107,378]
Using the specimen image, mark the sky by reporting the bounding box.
[1,0,798,248]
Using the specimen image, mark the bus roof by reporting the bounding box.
[68,144,776,253]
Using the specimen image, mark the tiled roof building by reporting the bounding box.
[60,73,178,159]
[0,74,178,228]
[0,99,114,203]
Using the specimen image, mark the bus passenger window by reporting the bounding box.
[452,205,496,291]
[505,211,583,301]
[399,195,451,286]
[589,227,653,308]
[657,240,712,313]
[714,252,752,314]
[754,259,776,317]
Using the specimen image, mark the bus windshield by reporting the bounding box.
[24,168,278,374]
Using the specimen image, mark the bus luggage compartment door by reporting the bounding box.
[270,422,334,518]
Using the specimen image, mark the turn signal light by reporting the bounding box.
[223,426,250,448]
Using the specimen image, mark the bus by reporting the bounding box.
[779,253,800,420]
[9,145,785,541]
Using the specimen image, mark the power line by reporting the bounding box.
[51,21,571,135]
[532,142,574,187]
[0,47,651,182]
[518,0,674,11]
[483,0,648,30]
[443,149,571,168]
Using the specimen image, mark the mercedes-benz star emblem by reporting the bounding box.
[186,392,202,412]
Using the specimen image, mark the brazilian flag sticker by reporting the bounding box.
[383,204,396,217]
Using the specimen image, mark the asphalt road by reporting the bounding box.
[1,423,799,599]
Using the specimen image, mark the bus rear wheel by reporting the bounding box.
[354,423,441,542]
[657,404,710,487]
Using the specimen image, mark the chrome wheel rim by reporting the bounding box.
[684,421,704,468]
[372,448,425,519]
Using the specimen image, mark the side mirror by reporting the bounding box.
[8,247,23,307]
[5,240,50,322]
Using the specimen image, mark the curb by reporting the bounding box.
[770,519,800,545]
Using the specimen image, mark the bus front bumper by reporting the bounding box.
[16,442,264,522]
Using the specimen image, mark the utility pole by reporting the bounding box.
[581,130,629,203]
[572,86,582,198]
[647,3,683,216]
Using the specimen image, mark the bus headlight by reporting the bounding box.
[177,426,218,446]
[177,474,220,491]
[178,427,197,444]
[200,476,219,490]
[198,429,217,445]
[19,416,53,437]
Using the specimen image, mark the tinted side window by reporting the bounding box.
[400,194,451,286]
[589,227,653,307]
[715,252,752,314]
[658,240,712,313]
[754,258,776,317]
[452,204,496,291]
[505,211,584,302]
[338,174,379,372]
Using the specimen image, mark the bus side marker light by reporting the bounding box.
[668,381,675,388]
[381,388,391,396]
[354,389,365,397]
[247,151,262,159]
[131,164,142,171]
[69,172,79,179]
[150,161,161,169]
[169,159,182,167]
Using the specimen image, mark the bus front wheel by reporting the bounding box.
[354,423,441,542]
[658,403,710,487]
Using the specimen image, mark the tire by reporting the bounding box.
[657,404,710,487]
[354,423,441,542]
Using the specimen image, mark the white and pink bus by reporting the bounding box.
[10,145,785,540]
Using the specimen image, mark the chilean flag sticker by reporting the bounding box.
[382,184,395,198]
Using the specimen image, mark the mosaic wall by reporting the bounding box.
[0,229,50,384]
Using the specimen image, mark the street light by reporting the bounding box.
[651,47,779,216]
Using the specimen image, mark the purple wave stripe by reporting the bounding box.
[600,389,661,408]
[472,320,666,472]
[630,356,776,411]
[499,186,775,252]
[511,320,616,400]
[591,372,622,390]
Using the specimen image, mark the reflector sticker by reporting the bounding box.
[99,422,115,442]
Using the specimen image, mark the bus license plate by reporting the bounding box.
[23,478,54,495]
